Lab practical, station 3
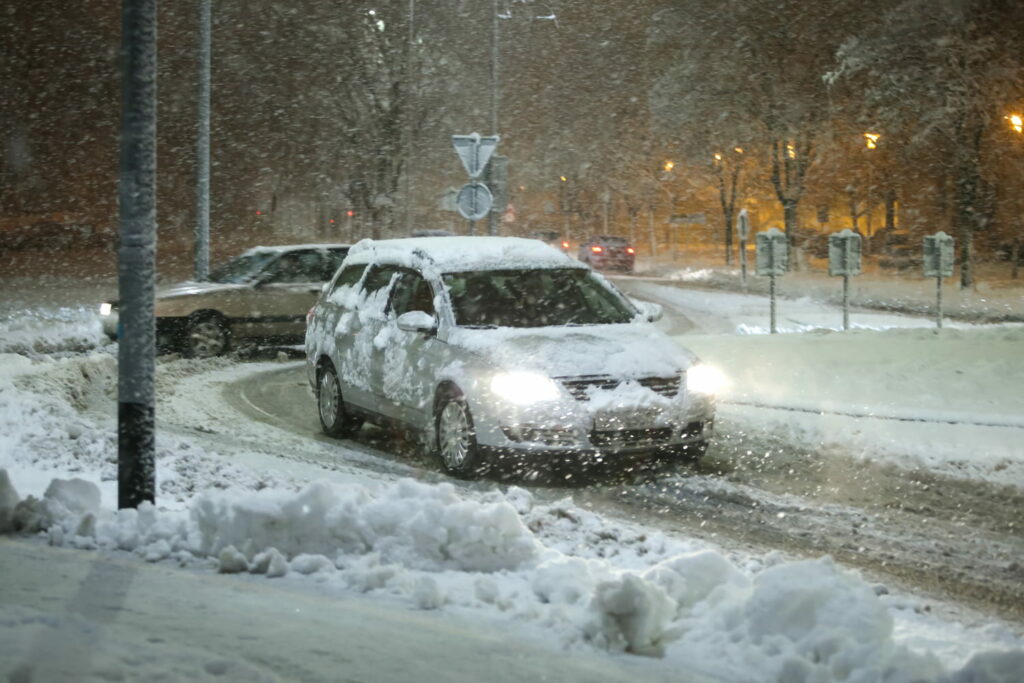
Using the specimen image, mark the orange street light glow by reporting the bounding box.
[663,160,675,172]
[1010,114,1023,134]
[864,132,880,149]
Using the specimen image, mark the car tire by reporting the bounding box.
[185,313,230,358]
[436,393,484,478]
[317,361,363,438]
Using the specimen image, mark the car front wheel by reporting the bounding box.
[185,314,230,358]
[436,397,484,478]
[317,362,362,438]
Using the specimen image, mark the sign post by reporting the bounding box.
[923,231,955,329]
[756,228,788,334]
[828,229,863,330]
[452,133,500,234]
[737,209,750,288]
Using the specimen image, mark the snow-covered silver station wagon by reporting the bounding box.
[304,236,717,477]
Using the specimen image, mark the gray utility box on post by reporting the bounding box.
[828,229,862,276]
[756,228,789,276]
[923,231,955,278]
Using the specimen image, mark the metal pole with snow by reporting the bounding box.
[923,232,955,330]
[828,229,862,331]
[756,228,788,334]
[117,0,158,508]
[737,209,750,288]
[194,0,211,281]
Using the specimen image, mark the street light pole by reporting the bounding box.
[118,0,158,509]
[486,0,500,236]
[404,0,415,235]
[194,0,211,281]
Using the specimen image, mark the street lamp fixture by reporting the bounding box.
[864,132,880,149]
[559,175,567,182]
[1009,114,1023,134]
[663,160,675,172]
[713,153,723,163]
[786,143,797,159]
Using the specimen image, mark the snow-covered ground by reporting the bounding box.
[624,280,1024,486]
[2,275,1023,682]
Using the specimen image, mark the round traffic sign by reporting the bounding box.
[456,182,493,221]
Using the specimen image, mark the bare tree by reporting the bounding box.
[649,0,862,263]
[831,0,1024,287]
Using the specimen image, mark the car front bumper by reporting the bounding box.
[464,386,715,461]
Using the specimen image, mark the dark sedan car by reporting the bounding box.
[578,235,635,272]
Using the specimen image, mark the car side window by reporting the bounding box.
[320,249,350,280]
[390,271,435,317]
[262,251,324,283]
[357,265,401,316]
[360,265,400,296]
[329,264,367,296]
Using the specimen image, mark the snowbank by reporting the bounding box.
[3,468,1022,681]
[678,325,1024,485]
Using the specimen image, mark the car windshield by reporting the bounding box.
[208,251,278,284]
[442,268,635,328]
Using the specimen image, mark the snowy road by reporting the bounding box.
[175,276,1024,626]
[219,357,1024,626]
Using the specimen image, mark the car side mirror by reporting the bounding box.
[633,300,663,323]
[396,310,437,335]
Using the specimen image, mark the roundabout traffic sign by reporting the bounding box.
[456,182,493,221]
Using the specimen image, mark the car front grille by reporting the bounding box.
[557,374,681,401]
[590,427,673,449]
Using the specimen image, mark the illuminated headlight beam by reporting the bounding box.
[687,363,728,395]
[490,371,561,405]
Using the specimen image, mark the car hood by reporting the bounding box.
[447,323,696,379]
[155,280,247,300]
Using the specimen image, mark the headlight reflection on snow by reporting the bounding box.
[687,363,728,396]
[490,371,561,405]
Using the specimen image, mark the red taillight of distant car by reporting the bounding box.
[591,245,603,253]
[626,246,635,254]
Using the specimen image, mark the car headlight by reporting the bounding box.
[687,363,727,396]
[99,302,113,317]
[490,371,561,405]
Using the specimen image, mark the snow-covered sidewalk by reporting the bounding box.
[633,253,1024,323]
[617,279,1024,486]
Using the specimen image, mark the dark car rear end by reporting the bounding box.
[579,236,635,272]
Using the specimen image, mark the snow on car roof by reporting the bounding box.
[346,236,582,273]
